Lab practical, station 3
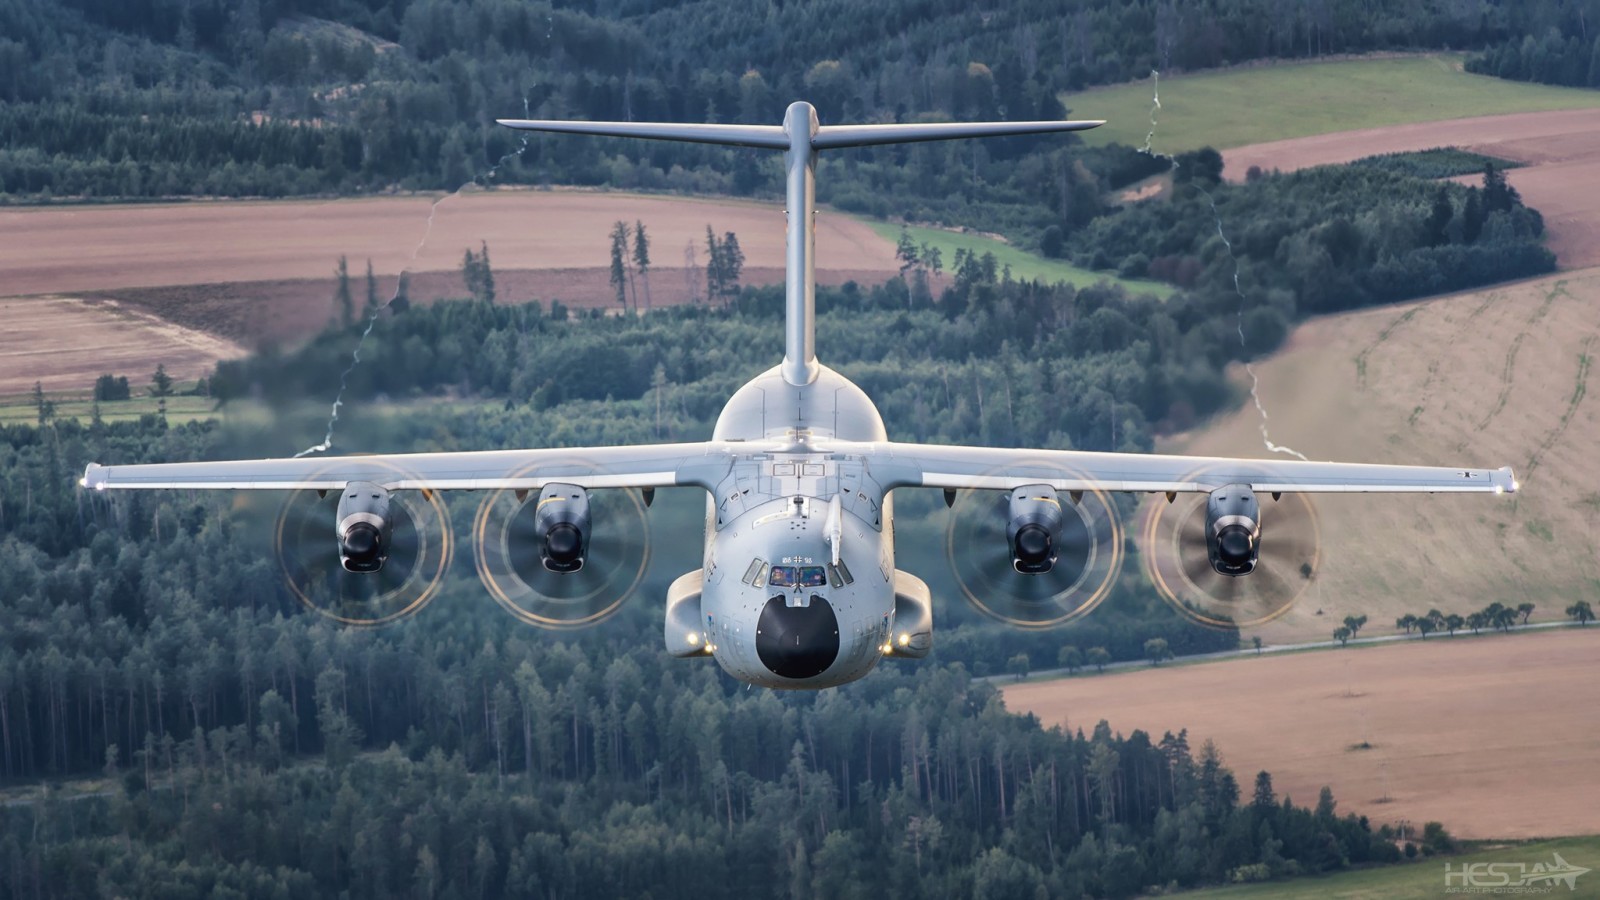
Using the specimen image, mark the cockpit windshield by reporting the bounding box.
[769,565,827,588]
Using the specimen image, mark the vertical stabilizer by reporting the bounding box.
[781,102,821,385]
[498,106,1103,386]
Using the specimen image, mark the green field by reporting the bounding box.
[0,390,225,426]
[1180,836,1600,899]
[863,221,1175,298]
[1070,54,1600,153]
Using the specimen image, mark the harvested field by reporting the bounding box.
[1005,628,1600,840]
[0,189,899,297]
[1163,268,1600,645]
[0,295,243,396]
[91,265,900,347]
[0,188,904,381]
[1222,108,1600,268]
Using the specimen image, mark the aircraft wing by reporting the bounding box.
[863,442,1517,495]
[80,442,741,492]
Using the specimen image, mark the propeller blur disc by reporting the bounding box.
[273,459,454,627]
[473,461,651,629]
[944,462,1123,628]
[1139,475,1321,630]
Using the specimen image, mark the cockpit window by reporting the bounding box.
[769,565,828,588]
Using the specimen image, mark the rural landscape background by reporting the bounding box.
[2,0,1599,897]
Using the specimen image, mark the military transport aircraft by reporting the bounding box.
[81,102,1517,690]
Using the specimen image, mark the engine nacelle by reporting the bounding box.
[534,483,590,573]
[337,482,393,573]
[1007,484,1064,574]
[1206,484,1260,576]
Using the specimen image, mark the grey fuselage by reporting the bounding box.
[700,364,896,688]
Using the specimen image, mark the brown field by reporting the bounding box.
[1005,627,1600,840]
[1222,109,1600,267]
[0,295,243,395]
[1162,267,1600,644]
[0,189,902,393]
[0,189,898,296]
[88,265,901,347]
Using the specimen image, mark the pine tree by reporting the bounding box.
[633,221,652,309]
[334,256,353,327]
[364,259,379,314]
[610,221,631,311]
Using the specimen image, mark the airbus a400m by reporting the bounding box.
[82,102,1517,689]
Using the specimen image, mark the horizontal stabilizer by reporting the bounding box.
[812,119,1103,148]
[497,116,1103,151]
[496,119,787,148]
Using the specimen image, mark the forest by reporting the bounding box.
[0,0,1575,255]
[1,326,1400,897]
[1465,0,1600,87]
[0,162,1533,886]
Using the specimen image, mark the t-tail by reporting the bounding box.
[499,102,1102,386]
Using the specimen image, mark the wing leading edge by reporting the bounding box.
[81,442,743,493]
[852,442,1517,495]
[83,441,1517,496]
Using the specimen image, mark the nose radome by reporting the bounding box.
[756,594,839,679]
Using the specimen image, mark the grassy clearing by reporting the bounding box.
[0,387,225,426]
[1180,835,1600,898]
[863,221,1175,298]
[1069,54,1600,153]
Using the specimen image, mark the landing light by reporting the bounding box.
[880,642,892,654]
[1494,485,1504,495]
[687,632,700,646]
[897,633,910,646]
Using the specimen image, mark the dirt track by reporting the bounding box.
[0,189,899,296]
[1222,109,1600,267]
[1005,628,1600,840]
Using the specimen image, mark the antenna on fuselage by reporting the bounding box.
[498,104,1103,387]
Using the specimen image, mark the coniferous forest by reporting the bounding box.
[5,274,1425,898]
[0,0,1577,252]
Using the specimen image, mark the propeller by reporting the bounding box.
[1139,477,1321,630]
[273,461,454,627]
[944,463,1124,628]
[472,464,651,629]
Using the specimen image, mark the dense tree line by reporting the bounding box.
[0,0,1561,253]
[1465,0,1600,87]
[1070,162,1553,340]
[0,605,1405,898]
[0,377,1398,897]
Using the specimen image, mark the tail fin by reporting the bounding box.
[500,103,1102,386]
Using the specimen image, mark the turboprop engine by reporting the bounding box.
[532,483,591,573]
[336,481,394,573]
[1007,484,1064,574]
[1205,484,1260,576]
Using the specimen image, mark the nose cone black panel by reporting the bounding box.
[757,595,840,679]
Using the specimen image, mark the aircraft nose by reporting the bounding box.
[756,594,839,679]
